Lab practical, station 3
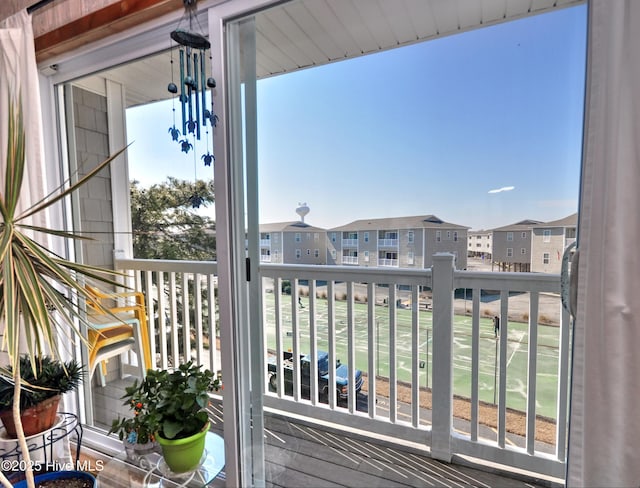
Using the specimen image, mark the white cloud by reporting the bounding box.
[488,186,515,194]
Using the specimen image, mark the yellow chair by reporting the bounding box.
[85,286,153,385]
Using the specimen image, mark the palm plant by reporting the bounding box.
[0,95,128,488]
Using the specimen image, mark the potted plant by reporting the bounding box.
[108,381,160,461]
[111,362,221,473]
[0,95,128,488]
[0,356,83,437]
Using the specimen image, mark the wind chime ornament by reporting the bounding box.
[168,0,217,169]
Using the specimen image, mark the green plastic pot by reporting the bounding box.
[157,420,209,473]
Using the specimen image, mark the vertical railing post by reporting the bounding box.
[431,253,455,462]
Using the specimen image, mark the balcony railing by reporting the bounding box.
[260,239,271,247]
[378,238,398,247]
[378,258,398,267]
[260,254,272,262]
[341,255,358,265]
[114,252,569,481]
[341,238,358,247]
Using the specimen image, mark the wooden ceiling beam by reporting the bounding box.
[35,0,184,64]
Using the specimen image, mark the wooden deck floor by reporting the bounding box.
[206,400,556,488]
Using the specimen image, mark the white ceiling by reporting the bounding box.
[75,0,585,108]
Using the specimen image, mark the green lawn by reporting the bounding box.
[264,292,561,419]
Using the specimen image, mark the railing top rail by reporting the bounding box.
[260,263,432,286]
[454,270,561,293]
[114,256,218,275]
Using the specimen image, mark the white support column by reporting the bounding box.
[431,253,455,462]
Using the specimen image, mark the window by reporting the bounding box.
[507,248,513,257]
[295,233,301,242]
[407,251,414,265]
[364,251,369,262]
[453,231,458,242]
[436,231,441,242]
[408,231,414,243]
[306,233,311,240]
[364,232,369,242]
[521,232,527,239]
[306,249,310,255]
[314,249,319,257]
[331,249,337,259]
[543,229,551,242]
[446,231,451,240]
[314,233,319,241]
[331,232,336,242]
[521,248,526,254]
[507,232,514,241]
[543,252,550,264]
[295,249,301,259]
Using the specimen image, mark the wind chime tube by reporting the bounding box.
[194,51,201,140]
[186,47,194,134]
[200,50,207,128]
[179,48,187,136]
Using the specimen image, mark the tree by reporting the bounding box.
[130,177,216,260]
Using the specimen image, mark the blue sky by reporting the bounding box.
[128,4,587,231]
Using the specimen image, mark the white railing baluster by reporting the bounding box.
[432,253,454,462]
[389,283,397,423]
[471,287,481,441]
[526,292,539,454]
[367,282,377,419]
[182,272,191,362]
[309,279,318,405]
[347,281,356,414]
[274,277,284,398]
[292,278,300,402]
[144,270,155,369]
[411,285,420,428]
[498,290,509,448]
[328,280,336,409]
[157,271,168,370]
[169,272,179,364]
[556,305,571,461]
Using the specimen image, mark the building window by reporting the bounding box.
[364,251,369,262]
[446,231,451,240]
[314,233,319,241]
[306,249,310,255]
[521,232,527,239]
[507,232,514,241]
[306,233,311,240]
[408,231,414,243]
[521,248,526,255]
[331,232,336,242]
[507,248,513,257]
[296,249,301,259]
[543,229,551,242]
[543,252,550,264]
[314,249,319,257]
[407,251,414,265]
[331,249,337,259]
[436,231,441,242]
[364,232,369,242]
[295,233,301,242]
[453,231,458,242]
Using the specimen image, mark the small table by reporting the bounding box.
[98,432,224,487]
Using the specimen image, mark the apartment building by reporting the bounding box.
[491,219,542,271]
[259,221,328,265]
[531,213,578,273]
[328,215,469,270]
[467,230,492,259]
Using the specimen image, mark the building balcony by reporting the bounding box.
[342,238,358,247]
[260,239,271,247]
[341,255,358,265]
[378,258,398,267]
[378,238,398,247]
[93,253,569,485]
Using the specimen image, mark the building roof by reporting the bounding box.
[534,213,578,228]
[492,219,543,232]
[329,215,469,232]
[260,221,326,232]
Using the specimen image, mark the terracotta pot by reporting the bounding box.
[0,395,61,438]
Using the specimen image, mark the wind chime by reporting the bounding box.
[167,0,218,187]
